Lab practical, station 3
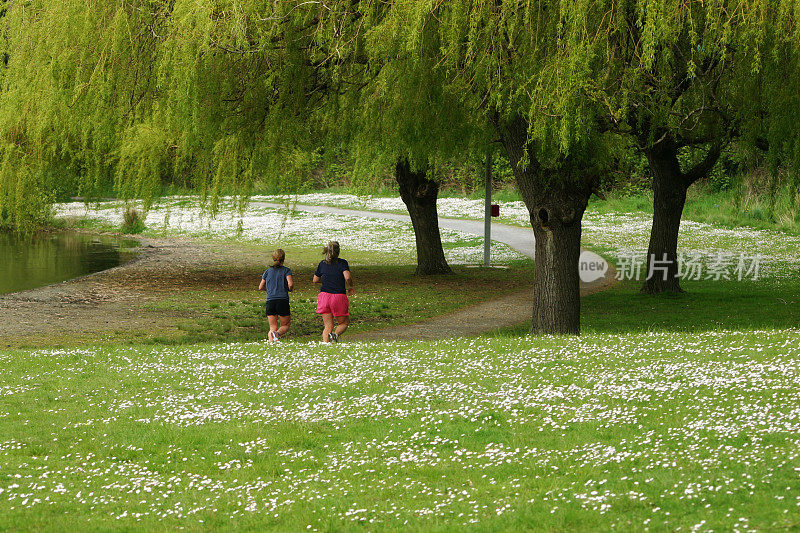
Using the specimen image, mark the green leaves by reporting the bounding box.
[0,0,798,231]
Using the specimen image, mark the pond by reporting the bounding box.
[0,231,140,295]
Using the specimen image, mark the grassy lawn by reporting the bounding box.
[494,277,800,336]
[15,202,532,348]
[2,194,797,530]
[144,260,533,345]
[1,329,799,530]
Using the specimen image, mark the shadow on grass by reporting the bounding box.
[149,261,535,346]
[499,278,800,336]
[583,279,800,333]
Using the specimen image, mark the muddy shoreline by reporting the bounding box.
[0,230,268,347]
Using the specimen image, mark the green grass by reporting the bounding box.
[495,277,800,337]
[1,329,799,530]
[0,239,534,348]
[139,261,533,345]
[593,182,800,235]
[8,190,799,530]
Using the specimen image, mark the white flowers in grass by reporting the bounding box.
[54,198,526,264]
[581,211,800,279]
[257,193,800,278]
[252,193,532,223]
[55,192,800,277]
[2,330,800,528]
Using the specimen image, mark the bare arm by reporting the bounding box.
[313,274,321,284]
[344,270,354,294]
[259,279,266,291]
[286,274,294,292]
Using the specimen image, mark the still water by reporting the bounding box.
[0,231,140,295]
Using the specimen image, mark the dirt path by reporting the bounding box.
[352,265,616,341]
[1,205,617,346]
[255,202,618,341]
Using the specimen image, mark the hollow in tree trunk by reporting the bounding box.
[494,115,595,335]
[528,200,585,334]
[395,159,452,275]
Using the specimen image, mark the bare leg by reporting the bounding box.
[277,315,291,336]
[321,313,335,342]
[335,315,349,337]
[267,315,279,341]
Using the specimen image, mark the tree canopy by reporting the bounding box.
[3,1,797,228]
[1,0,799,331]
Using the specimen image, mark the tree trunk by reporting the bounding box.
[395,159,452,275]
[641,136,724,294]
[642,141,687,294]
[529,199,584,334]
[494,115,593,335]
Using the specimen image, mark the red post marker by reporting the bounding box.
[490,204,500,217]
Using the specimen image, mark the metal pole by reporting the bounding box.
[484,148,492,267]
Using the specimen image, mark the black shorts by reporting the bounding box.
[266,299,290,317]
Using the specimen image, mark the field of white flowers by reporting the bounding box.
[19,193,797,530]
[55,197,527,265]
[1,331,799,530]
[252,193,800,279]
[56,193,800,279]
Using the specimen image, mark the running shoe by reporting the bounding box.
[328,332,338,343]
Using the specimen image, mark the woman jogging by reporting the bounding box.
[259,249,294,342]
[313,241,354,343]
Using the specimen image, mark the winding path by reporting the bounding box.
[253,201,617,340]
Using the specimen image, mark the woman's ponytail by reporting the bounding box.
[271,249,285,267]
[323,241,340,264]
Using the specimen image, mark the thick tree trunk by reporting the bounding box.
[642,141,687,294]
[395,159,452,275]
[641,136,724,294]
[494,115,593,335]
[529,199,584,334]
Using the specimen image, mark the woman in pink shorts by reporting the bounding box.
[313,241,354,343]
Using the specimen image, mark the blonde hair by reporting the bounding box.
[271,249,285,267]
[323,241,340,264]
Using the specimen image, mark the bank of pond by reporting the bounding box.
[0,230,139,295]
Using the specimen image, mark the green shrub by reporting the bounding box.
[121,207,146,234]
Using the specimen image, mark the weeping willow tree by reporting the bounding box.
[0,0,474,275]
[384,0,799,333]
[423,1,618,334]
[305,1,491,275]
[149,0,328,213]
[0,0,168,231]
[0,0,329,230]
[596,1,800,294]
[2,0,798,333]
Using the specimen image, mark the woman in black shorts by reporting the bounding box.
[259,249,294,341]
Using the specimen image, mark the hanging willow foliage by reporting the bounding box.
[0,0,798,231]
[0,0,166,230]
[0,0,329,229]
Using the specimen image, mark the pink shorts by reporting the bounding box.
[316,292,349,316]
